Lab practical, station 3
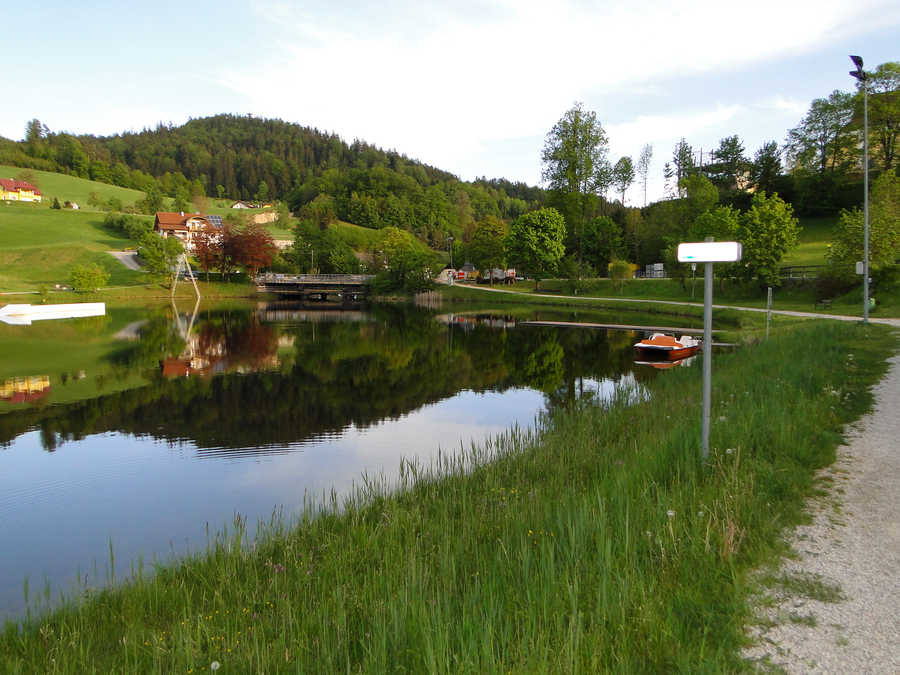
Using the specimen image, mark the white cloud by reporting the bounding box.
[220,0,896,186]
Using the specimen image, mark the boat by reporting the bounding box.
[633,333,701,360]
[0,302,105,326]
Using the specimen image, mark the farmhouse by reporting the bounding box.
[0,178,43,203]
[154,212,220,251]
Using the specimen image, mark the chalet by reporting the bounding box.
[0,178,43,203]
[231,200,254,209]
[153,212,221,251]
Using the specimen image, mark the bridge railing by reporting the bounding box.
[256,273,376,284]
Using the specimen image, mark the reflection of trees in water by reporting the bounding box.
[0,307,650,452]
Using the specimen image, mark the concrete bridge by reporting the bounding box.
[256,273,375,300]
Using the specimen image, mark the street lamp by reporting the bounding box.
[849,55,870,324]
[448,235,454,269]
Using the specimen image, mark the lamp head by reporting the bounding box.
[849,55,864,70]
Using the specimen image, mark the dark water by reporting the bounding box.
[0,301,664,620]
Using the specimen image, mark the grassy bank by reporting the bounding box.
[1,320,894,672]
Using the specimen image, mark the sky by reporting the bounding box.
[3,0,898,204]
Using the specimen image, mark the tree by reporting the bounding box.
[302,193,337,229]
[751,141,782,194]
[735,192,799,287]
[583,215,622,272]
[192,228,222,280]
[505,207,566,290]
[866,61,900,170]
[230,223,277,278]
[70,263,110,292]
[637,144,653,206]
[255,180,269,203]
[138,231,183,283]
[786,91,855,173]
[612,156,635,205]
[541,102,609,259]
[827,172,900,270]
[138,185,165,215]
[672,139,695,195]
[709,135,747,191]
[468,217,506,285]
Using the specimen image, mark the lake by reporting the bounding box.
[0,300,682,621]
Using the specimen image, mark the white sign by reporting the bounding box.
[677,241,742,263]
[856,261,864,275]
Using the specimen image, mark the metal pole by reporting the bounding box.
[702,258,713,462]
[766,286,772,339]
[863,79,870,323]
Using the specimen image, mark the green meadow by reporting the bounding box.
[0,204,148,292]
[0,165,145,210]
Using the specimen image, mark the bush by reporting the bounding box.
[70,263,110,292]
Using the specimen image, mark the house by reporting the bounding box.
[153,212,221,251]
[231,200,254,209]
[0,178,43,202]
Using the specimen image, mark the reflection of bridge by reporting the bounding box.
[256,273,375,300]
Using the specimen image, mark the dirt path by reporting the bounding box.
[743,352,900,672]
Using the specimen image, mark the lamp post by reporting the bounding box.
[448,235,454,269]
[849,55,870,324]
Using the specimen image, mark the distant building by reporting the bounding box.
[231,201,254,209]
[0,178,43,203]
[153,212,221,251]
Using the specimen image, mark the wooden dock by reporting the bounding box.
[519,320,714,334]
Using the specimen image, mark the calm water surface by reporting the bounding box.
[0,301,667,620]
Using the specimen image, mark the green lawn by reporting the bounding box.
[0,164,145,211]
[781,215,839,266]
[0,205,146,291]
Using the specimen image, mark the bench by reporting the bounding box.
[536,288,562,294]
[814,298,833,310]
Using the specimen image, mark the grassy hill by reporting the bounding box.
[0,203,148,292]
[0,164,145,211]
[781,215,838,267]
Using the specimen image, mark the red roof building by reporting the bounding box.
[0,179,43,202]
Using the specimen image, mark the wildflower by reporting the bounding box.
[697,511,704,518]
[726,448,734,455]
[718,416,727,422]
[666,510,675,519]
[211,662,221,671]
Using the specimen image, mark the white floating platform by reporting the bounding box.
[0,303,106,326]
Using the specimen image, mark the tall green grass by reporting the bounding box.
[0,321,895,672]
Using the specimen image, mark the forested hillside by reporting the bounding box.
[0,115,543,248]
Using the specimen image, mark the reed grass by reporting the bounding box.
[1,321,895,672]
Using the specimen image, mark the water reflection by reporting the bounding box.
[0,302,664,620]
[2,304,652,454]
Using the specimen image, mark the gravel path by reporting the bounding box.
[108,250,143,271]
[453,284,900,327]
[743,351,900,673]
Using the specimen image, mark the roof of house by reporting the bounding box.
[154,212,211,232]
[0,178,43,195]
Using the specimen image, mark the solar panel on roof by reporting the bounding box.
[205,215,224,228]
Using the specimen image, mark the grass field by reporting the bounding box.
[1,320,894,672]
[0,204,147,292]
[781,215,839,266]
[0,165,145,211]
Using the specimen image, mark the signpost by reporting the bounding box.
[677,240,743,461]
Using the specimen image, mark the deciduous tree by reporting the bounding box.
[786,91,855,173]
[637,144,653,206]
[612,156,635,205]
[735,192,799,287]
[468,217,506,285]
[541,103,609,259]
[505,207,566,290]
[751,141,782,194]
[866,61,900,170]
[827,172,900,270]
